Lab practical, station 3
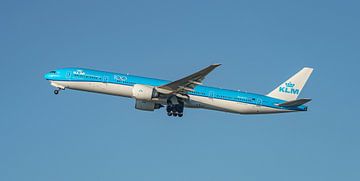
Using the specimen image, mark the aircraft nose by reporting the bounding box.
[45,70,60,80]
[44,72,55,80]
[44,73,50,80]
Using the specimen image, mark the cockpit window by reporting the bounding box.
[49,71,56,74]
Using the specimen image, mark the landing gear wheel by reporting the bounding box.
[166,106,172,113]
[166,97,185,118]
[54,90,59,95]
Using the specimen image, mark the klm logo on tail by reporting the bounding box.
[279,82,299,95]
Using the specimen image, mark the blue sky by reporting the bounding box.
[1,0,359,180]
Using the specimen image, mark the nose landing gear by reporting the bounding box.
[53,88,63,95]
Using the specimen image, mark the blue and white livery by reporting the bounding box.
[44,64,313,117]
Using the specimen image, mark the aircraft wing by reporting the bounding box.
[156,64,221,95]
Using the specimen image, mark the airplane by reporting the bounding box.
[44,64,313,117]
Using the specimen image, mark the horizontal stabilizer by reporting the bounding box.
[277,98,312,107]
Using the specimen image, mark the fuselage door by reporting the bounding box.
[256,98,262,106]
[255,98,262,112]
[208,91,215,100]
[66,72,71,79]
[102,76,109,83]
[100,76,109,89]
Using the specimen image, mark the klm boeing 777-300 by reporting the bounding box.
[44,64,313,117]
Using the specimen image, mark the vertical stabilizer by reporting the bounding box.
[267,67,313,101]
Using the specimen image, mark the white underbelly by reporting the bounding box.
[50,81,133,97]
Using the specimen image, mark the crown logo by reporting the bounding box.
[285,82,295,88]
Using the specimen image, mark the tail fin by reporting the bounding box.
[267,67,313,101]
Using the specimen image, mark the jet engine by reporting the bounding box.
[135,100,163,111]
[132,84,158,101]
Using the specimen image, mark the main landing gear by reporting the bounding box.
[166,99,184,117]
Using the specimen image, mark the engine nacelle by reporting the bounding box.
[132,84,158,101]
[135,100,162,111]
